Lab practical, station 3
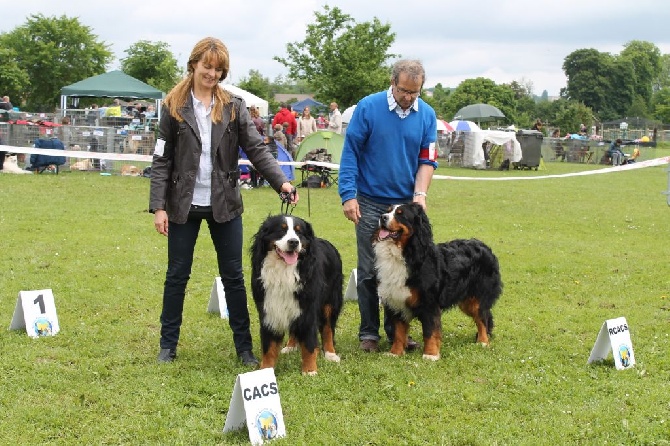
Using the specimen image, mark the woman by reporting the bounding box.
[149,37,298,366]
[297,106,317,142]
[249,106,264,136]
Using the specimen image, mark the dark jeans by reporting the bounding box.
[160,209,252,354]
[356,195,395,342]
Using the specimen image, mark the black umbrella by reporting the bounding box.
[454,103,505,126]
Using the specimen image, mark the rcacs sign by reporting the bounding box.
[588,316,636,370]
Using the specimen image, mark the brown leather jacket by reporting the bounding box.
[149,95,287,224]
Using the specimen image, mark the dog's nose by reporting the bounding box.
[287,238,299,250]
[380,214,390,226]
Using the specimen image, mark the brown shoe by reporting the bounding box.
[359,339,379,352]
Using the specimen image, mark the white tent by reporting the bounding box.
[463,130,522,169]
[221,84,269,117]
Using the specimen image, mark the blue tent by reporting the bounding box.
[238,144,294,181]
[291,97,325,113]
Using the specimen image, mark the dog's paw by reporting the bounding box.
[479,342,490,347]
[384,352,399,357]
[324,351,340,362]
[422,354,440,361]
[280,346,298,354]
[302,370,318,376]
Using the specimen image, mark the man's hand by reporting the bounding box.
[342,198,361,224]
[413,194,427,211]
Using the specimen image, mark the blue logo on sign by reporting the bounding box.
[256,409,278,440]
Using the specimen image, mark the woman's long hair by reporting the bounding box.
[163,37,234,123]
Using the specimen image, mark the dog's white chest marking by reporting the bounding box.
[374,241,413,321]
[260,253,302,334]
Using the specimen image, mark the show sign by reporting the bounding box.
[9,289,60,338]
[344,268,357,301]
[587,316,635,370]
[223,368,286,444]
[207,277,229,319]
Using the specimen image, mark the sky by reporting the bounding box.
[3,0,670,98]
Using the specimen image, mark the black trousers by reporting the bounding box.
[159,208,253,354]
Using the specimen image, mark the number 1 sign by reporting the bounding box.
[9,289,60,338]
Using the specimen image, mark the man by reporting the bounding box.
[271,103,297,151]
[328,102,342,134]
[338,59,438,353]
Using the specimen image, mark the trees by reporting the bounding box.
[619,40,663,107]
[274,6,397,108]
[120,40,181,94]
[0,47,30,103]
[0,14,112,111]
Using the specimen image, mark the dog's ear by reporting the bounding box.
[299,218,315,239]
[250,218,271,265]
[410,204,434,249]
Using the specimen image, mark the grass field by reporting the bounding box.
[1,159,669,445]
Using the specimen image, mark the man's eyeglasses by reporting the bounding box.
[394,85,421,98]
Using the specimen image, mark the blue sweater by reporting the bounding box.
[338,91,437,205]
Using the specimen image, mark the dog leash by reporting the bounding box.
[279,187,297,215]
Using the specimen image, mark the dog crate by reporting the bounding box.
[514,129,543,170]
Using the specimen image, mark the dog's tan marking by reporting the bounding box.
[261,340,281,369]
[389,320,410,356]
[423,329,441,359]
[406,288,421,309]
[300,342,319,375]
[459,297,490,345]
[281,336,298,354]
[320,304,338,358]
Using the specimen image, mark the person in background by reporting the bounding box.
[250,106,264,136]
[272,123,287,149]
[338,59,437,353]
[0,95,12,111]
[149,36,298,366]
[608,138,625,166]
[104,99,122,117]
[297,106,317,143]
[316,113,327,129]
[327,102,342,134]
[531,119,543,132]
[271,103,297,152]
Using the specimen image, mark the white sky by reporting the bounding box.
[3,0,669,98]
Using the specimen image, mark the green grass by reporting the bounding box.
[1,159,670,445]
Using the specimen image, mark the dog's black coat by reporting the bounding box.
[374,203,502,354]
[250,214,343,372]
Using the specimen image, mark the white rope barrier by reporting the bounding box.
[3,144,668,180]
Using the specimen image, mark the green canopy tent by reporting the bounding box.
[60,70,165,117]
[294,130,345,164]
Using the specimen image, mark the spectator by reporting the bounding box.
[297,106,317,142]
[316,113,327,129]
[328,102,342,134]
[271,103,297,151]
[104,99,122,117]
[86,104,99,126]
[250,106,264,136]
[608,139,625,166]
[531,119,542,132]
[149,36,298,366]
[0,95,12,111]
[272,124,287,149]
[338,59,437,353]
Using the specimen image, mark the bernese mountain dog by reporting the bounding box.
[373,202,502,360]
[250,215,343,375]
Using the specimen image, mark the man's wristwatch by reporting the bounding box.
[413,191,427,197]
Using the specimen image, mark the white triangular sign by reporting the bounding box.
[207,277,228,319]
[587,316,635,370]
[9,289,60,338]
[223,368,286,445]
[344,268,357,301]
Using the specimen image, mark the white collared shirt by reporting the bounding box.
[387,86,419,119]
[191,91,214,206]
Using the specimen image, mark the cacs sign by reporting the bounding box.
[224,368,286,444]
